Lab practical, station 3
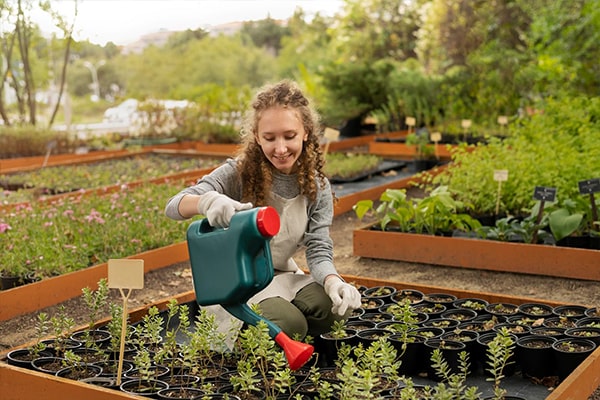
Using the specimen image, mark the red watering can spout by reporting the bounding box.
[187,206,314,370]
[275,332,314,371]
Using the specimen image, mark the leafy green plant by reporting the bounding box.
[354,186,481,236]
[405,131,435,160]
[232,320,295,399]
[79,278,110,350]
[485,328,516,400]
[29,312,50,359]
[412,186,481,235]
[324,153,382,180]
[428,349,480,399]
[49,305,76,356]
[354,188,414,232]
[153,299,190,379]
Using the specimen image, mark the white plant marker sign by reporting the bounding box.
[323,127,340,156]
[493,169,509,215]
[108,259,144,385]
[405,116,416,135]
[430,132,442,159]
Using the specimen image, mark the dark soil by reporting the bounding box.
[1,209,599,398]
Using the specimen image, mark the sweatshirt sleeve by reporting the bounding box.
[164,159,242,220]
[303,178,339,285]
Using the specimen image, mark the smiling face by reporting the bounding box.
[255,106,308,174]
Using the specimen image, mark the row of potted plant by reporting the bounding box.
[354,186,600,250]
[11,280,596,399]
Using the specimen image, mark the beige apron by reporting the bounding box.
[201,193,314,348]
[247,193,315,304]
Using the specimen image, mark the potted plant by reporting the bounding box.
[70,279,111,351]
[405,131,438,172]
[55,350,103,381]
[552,338,597,381]
[317,319,357,368]
[515,335,556,379]
[6,312,51,369]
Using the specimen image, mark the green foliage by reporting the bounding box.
[324,153,382,179]
[0,154,220,204]
[419,96,600,217]
[354,187,481,235]
[0,181,195,279]
[233,320,294,399]
[405,131,435,160]
[485,328,516,400]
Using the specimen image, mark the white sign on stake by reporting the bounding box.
[493,170,509,215]
[405,117,416,127]
[461,119,472,129]
[430,132,442,159]
[323,127,340,142]
[108,259,144,385]
[497,115,508,125]
[493,169,509,182]
[430,132,442,142]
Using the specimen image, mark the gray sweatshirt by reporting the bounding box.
[164,159,338,285]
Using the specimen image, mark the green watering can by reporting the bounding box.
[186,206,314,370]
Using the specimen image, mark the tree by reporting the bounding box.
[0,0,77,127]
[240,16,290,56]
[329,0,422,63]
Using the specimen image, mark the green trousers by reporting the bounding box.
[258,282,345,340]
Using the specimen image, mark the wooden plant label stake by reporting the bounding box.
[430,132,442,159]
[493,170,509,215]
[531,186,557,244]
[108,259,144,385]
[405,116,416,134]
[461,119,471,141]
[322,127,340,156]
[578,178,600,229]
[497,115,508,125]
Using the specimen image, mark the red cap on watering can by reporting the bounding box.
[256,206,280,238]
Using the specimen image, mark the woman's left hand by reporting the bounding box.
[324,276,362,316]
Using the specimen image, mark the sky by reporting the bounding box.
[35,0,345,46]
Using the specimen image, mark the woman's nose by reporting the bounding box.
[274,137,287,153]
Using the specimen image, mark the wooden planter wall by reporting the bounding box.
[1,275,599,400]
[353,227,600,282]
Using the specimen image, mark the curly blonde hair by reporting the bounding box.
[237,80,328,206]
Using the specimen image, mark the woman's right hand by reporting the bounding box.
[196,191,253,228]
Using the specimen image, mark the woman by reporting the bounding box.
[165,80,361,340]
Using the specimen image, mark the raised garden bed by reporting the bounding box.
[353,226,600,282]
[1,275,599,400]
[0,166,428,322]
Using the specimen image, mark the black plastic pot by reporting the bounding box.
[516,335,557,379]
[552,338,597,381]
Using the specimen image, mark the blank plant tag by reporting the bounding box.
[108,258,144,386]
[497,116,508,125]
[461,119,472,129]
[108,259,144,289]
[323,127,340,142]
[405,117,416,127]
[493,170,509,182]
[430,132,442,142]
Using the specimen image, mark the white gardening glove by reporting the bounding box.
[197,191,253,228]
[324,276,362,316]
